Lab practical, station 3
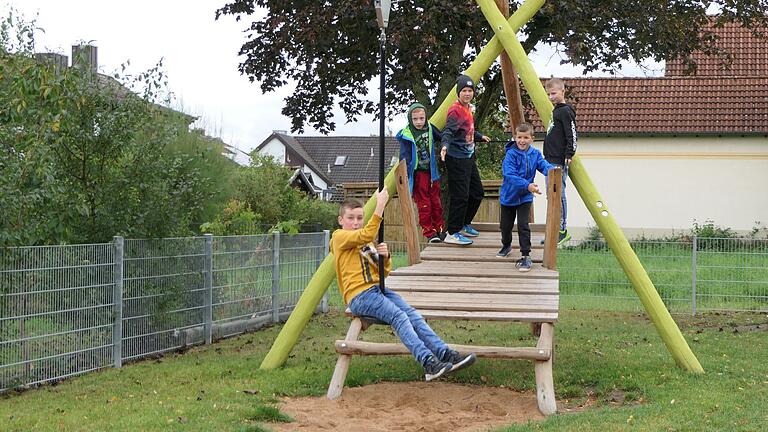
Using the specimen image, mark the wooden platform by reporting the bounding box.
[328,230,560,415]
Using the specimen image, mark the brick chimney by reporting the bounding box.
[34,53,69,71]
[72,44,98,73]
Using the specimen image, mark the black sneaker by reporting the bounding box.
[438,231,447,242]
[441,349,477,372]
[423,355,453,381]
[427,233,442,244]
[496,245,512,258]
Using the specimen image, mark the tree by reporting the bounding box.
[0,10,239,246]
[201,155,339,235]
[216,0,768,133]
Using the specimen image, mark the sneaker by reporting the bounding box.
[496,245,512,258]
[461,225,479,237]
[515,256,532,272]
[427,234,442,244]
[424,356,453,381]
[557,230,571,246]
[438,231,447,242]
[441,350,477,373]
[444,232,473,245]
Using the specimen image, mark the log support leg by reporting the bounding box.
[534,322,557,415]
[327,318,363,399]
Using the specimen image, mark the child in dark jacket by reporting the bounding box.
[543,78,577,246]
[396,103,445,243]
[498,123,554,272]
[440,74,490,246]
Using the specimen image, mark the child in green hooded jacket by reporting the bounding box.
[396,103,446,243]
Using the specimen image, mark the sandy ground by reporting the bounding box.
[269,382,550,432]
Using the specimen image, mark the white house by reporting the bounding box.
[528,21,767,238]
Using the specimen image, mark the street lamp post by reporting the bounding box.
[374,0,390,292]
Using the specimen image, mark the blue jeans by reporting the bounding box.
[349,286,449,366]
[546,164,569,231]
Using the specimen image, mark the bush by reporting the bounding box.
[202,155,338,235]
[691,219,736,239]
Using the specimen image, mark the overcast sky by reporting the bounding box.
[5,1,662,153]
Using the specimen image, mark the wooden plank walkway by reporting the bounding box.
[388,225,559,323]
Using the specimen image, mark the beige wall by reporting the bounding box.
[530,136,768,238]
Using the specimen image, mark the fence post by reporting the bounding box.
[321,230,330,313]
[113,236,124,368]
[204,234,213,344]
[691,235,697,316]
[272,231,281,323]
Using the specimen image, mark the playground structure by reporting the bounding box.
[260,0,703,413]
[327,161,564,414]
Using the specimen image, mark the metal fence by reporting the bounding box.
[2,233,766,391]
[0,231,329,391]
[388,236,768,314]
[558,236,768,314]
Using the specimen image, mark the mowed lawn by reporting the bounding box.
[1,303,766,432]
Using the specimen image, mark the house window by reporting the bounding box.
[334,155,348,166]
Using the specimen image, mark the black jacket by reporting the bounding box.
[543,103,577,165]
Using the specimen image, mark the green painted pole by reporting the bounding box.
[430,0,544,128]
[260,163,400,369]
[475,0,703,372]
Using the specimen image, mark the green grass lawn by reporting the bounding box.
[1,304,766,432]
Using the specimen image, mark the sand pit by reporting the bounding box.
[269,382,551,431]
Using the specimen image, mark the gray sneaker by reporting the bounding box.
[441,350,477,372]
[515,256,532,272]
[424,356,453,381]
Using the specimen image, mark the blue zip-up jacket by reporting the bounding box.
[500,141,555,207]
[396,123,442,193]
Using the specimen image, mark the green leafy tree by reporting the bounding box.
[1,10,239,246]
[215,0,767,133]
[202,155,339,235]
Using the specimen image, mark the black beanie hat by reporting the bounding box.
[456,74,475,96]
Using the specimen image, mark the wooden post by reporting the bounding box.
[395,161,421,265]
[327,318,363,399]
[534,323,557,415]
[543,167,562,270]
[495,0,526,132]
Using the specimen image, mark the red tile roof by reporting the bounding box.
[665,21,768,77]
[527,22,768,136]
[528,77,768,135]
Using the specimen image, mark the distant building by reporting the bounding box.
[254,132,400,201]
[524,20,768,237]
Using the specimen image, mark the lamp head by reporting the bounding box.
[374,0,391,29]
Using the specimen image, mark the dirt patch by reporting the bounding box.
[269,382,574,432]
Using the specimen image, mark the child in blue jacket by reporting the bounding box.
[498,123,555,272]
[396,103,446,243]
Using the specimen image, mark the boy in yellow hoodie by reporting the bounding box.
[331,188,476,381]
